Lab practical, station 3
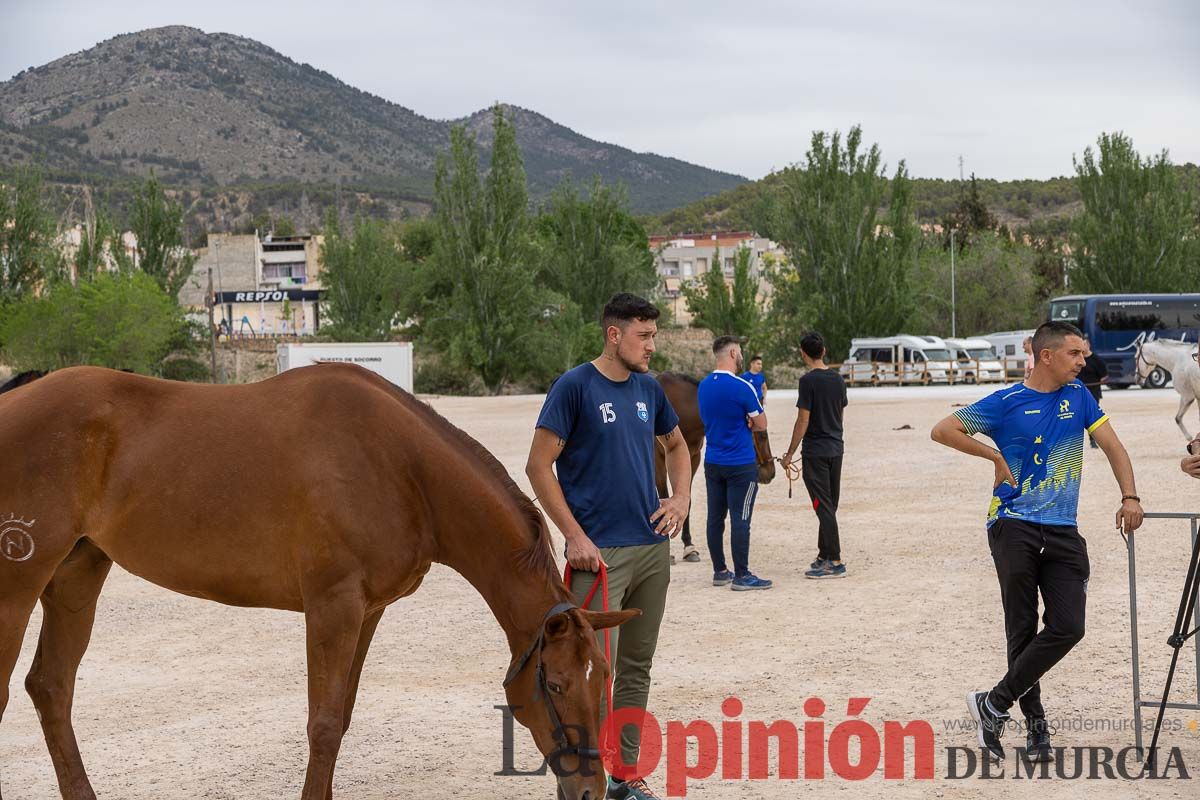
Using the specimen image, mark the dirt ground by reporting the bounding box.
[5,383,1200,798]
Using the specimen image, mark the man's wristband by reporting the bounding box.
[1122,494,1141,503]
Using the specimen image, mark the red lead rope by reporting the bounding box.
[562,562,614,720]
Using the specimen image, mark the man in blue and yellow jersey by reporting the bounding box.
[932,320,1144,763]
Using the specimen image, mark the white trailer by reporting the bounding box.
[944,337,1008,383]
[277,342,414,392]
[980,330,1036,379]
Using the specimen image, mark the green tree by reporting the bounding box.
[522,297,601,392]
[908,232,1041,337]
[73,200,121,282]
[0,271,181,373]
[1069,132,1199,293]
[940,173,997,252]
[535,178,657,322]
[682,245,764,345]
[319,213,409,341]
[0,167,64,305]
[125,172,196,298]
[760,126,918,361]
[273,216,297,237]
[426,105,542,394]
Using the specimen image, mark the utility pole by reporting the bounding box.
[958,155,964,183]
[206,268,219,383]
[950,228,957,338]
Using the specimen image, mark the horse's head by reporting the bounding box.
[753,429,775,484]
[1134,339,1154,384]
[504,605,639,800]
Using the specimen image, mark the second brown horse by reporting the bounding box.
[653,373,774,559]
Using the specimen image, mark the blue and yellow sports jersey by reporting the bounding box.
[953,381,1109,528]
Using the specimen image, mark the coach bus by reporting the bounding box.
[1048,294,1200,388]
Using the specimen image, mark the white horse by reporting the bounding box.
[1136,336,1200,439]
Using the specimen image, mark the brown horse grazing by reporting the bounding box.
[0,365,635,800]
[654,374,705,552]
[653,374,776,553]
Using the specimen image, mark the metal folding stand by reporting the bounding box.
[1126,512,1200,767]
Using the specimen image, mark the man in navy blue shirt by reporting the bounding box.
[526,293,692,800]
[698,336,773,590]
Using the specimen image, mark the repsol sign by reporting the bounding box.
[216,290,324,303]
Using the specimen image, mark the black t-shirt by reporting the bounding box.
[1077,353,1107,401]
[796,368,848,457]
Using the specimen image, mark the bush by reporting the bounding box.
[158,357,211,383]
[0,272,182,373]
[414,357,481,396]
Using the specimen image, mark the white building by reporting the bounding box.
[179,232,326,336]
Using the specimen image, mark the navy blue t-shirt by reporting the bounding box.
[741,370,766,402]
[536,363,680,547]
[698,371,764,466]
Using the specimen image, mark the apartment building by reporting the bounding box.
[648,231,785,324]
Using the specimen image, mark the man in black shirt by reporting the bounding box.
[781,332,849,579]
[1078,338,1108,448]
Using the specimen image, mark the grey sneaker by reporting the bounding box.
[607,777,662,800]
[1025,717,1054,763]
[805,560,847,579]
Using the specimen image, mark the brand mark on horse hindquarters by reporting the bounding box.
[1,514,36,562]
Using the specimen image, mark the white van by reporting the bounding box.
[944,337,1007,383]
[981,330,1036,379]
[840,335,956,385]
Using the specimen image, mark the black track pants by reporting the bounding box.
[801,455,843,562]
[987,518,1089,719]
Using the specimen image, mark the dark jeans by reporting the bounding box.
[987,519,1090,719]
[802,455,843,562]
[704,461,759,576]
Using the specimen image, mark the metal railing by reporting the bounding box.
[1126,512,1200,760]
[834,357,1024,387]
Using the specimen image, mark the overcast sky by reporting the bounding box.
[2,0,1197,181]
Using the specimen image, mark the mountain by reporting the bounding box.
[0,26,746,214]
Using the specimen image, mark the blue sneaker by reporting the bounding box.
[805,560,847,579]
[731,572,773,591]
[712,569,734,586]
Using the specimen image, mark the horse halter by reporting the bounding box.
[1134,343,1153,383]
[502,601,603,770]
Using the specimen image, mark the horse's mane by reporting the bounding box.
[0,370,47,395]
[367,373,571,602]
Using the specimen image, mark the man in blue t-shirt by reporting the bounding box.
[740,354,768,403]
[932,320,1144,763]
[526,293,692,800]
[699,336,772,590]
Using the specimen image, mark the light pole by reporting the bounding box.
[950,227,957,339]
[206,269,218,383]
